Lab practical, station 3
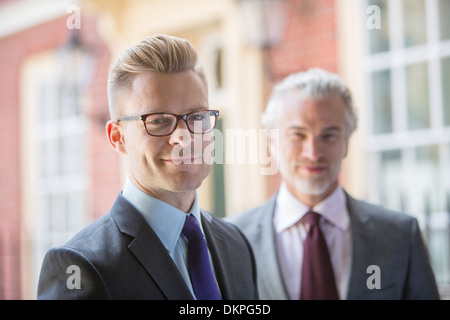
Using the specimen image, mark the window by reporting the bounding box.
[365,0,450,286]
[23,53,88,292]
[406,62,429,130]
[371,69,392,134]
[36,80,87,248]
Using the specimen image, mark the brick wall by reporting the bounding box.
[268,0,338,82]
[0,16,69,300]
[0,27,22,300]
[0,12,119,299]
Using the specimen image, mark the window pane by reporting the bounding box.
[439,0,450,40]
[406,62,429,130]
[416,145,440,213]
[61,134,83,175]
[60,84,77,118]
[39,140,48,177]
[50,194,64,235]
[372,69,392,134]
[442,57,450,126]
[67,191,84,231]
[429,229,450,284]
[45,138,59,176]
[380,149,402,211]
[403,0,427,47]
[212,118,226,217]
[368,0,390,53]
[39,83,58,122]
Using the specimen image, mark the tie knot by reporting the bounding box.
[182,215,204,241]
[303,211,321,226]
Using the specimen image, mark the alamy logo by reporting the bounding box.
[66,265,81,290]
[366,265,381,290]
[66,5,81,30]
[367,5,381,30]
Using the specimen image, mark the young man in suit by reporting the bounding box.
[38,34,258,300]
[230,68,439,300]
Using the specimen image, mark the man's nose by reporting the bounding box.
[168,119,192,146]
[301,137,323,161]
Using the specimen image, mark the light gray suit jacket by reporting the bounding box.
[229,191,440,300]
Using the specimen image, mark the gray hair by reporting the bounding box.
[261,68,357,137]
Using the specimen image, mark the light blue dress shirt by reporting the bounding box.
[122,177,211,299]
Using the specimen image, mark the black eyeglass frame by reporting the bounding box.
[116,109,220,137]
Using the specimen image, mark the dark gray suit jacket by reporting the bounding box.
[230,191,440,300]
[38,193,258,300]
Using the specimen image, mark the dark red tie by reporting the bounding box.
[300,211,339,300]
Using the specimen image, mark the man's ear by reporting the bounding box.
[106,120,126,154]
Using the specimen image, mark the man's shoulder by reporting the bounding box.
[57,194,139,260]
[63,212,119,249]
[348,193,414,220]
[202,210,246,239]
[346,192,419,232]
[201,210,259,299]
[226,194,277,233]
[203,210,258,254]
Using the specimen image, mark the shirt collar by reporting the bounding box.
[122,177,202,254]
[274,182,350,232]
[313,185,350,232]
[274,183,310,232]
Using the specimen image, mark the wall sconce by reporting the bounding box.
[57,30,94,117]
[237,0,288,48]
[57,30,94,92]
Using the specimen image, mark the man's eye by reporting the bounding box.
[189,114,205,121]
[323,134,338,141]
[147,118,170,126]
[290,132,305,139]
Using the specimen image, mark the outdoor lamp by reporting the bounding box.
[237,0,288,48]
[57,30,93,92]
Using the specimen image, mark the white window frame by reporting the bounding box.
[21,51,88,296]
[364,0,450,285]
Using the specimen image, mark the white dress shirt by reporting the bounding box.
[273,182,352,300]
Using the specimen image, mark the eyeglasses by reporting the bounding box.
[117,109,219,137]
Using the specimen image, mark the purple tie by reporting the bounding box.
[300,211,339,300]
[182,215,221,300]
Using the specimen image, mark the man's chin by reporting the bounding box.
[293,178,333,196]
[165,169,211,190]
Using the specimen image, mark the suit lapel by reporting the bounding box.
[128,223,194,300]
[345,193,376,299]
[111,194,194,300]
[201,211,232,299]
[255,195,289,299]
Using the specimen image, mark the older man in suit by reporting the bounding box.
[230,68,439,300]
[38,34,258,300]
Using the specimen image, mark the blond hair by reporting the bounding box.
[107,34,207,120]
